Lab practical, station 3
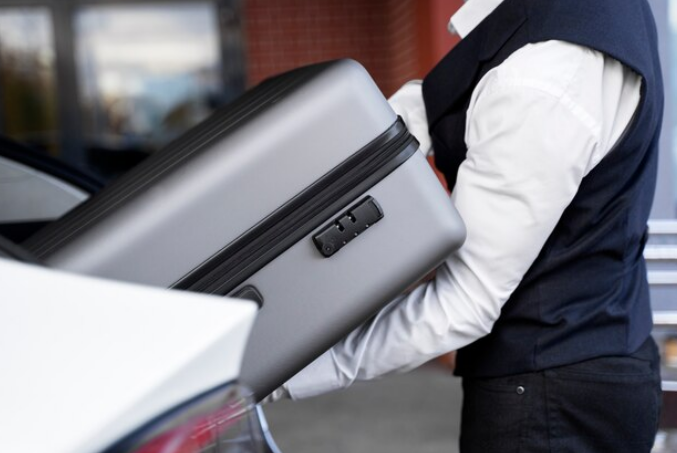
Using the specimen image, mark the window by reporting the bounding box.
[0,8,59,156]
[0,1,245,180]
[75,3,223,173]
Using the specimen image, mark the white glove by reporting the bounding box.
[260,384,291,404]
[387,80,433,156]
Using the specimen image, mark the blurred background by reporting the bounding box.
[4,0,677,452]
[0,0,461,180]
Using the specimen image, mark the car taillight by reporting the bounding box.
[106,384,264,453]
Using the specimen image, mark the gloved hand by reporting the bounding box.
[260,384,291,404]
[387,80,433,156]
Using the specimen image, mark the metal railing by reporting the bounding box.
[647,221,677,392]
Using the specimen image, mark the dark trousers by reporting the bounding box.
[459,338,662,453]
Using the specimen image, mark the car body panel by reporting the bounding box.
[0,155,90,223]
[0,259,257,453]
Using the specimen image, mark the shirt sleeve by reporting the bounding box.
[283,50,616,401]
[387,80,433,156]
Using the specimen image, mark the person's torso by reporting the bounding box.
[422,0,664,377]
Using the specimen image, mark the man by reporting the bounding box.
[272,0,663,451]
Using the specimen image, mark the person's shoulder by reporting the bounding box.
[482,40,603,98]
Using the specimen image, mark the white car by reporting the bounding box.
[0,140,281,453]
[0,246,278,453]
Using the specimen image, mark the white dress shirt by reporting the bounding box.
[283,0,643,399]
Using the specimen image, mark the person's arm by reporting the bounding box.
[281,42,640,400]
[388,80,433,156]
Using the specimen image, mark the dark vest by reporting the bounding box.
[422,0,663,377]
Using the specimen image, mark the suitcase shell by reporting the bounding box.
[26,60,465,399]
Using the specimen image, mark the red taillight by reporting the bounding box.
[131,426,198,453]
[117,386,262,453]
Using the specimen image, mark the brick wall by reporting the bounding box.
[245,0,386,90]
[383,0,419,95]
[243,0,463,96]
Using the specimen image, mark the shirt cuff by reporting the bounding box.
[285,351,343,400]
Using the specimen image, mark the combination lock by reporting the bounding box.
[312,196,384,258]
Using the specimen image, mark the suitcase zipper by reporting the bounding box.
[174,118,418,296]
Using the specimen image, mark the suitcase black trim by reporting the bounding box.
[173,118,418,295]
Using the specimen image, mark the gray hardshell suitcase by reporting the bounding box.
[26,60,465,399]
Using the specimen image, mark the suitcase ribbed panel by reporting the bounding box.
[25,64,326,258]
